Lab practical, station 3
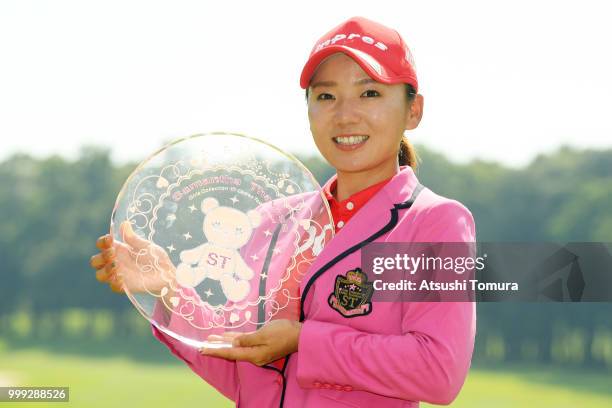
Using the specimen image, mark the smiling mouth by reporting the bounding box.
[332,135,369,145]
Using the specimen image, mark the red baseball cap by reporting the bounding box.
[299,16,418,92]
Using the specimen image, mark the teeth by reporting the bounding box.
[334,135,369,145]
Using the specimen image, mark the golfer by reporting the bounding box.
[91,16,476,407]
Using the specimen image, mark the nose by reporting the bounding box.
[333,97,360,127]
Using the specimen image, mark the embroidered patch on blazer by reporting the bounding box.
[328,268,373,318]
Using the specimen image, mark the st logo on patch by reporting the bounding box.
[328,268,373,318]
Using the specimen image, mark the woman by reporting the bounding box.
[91,16,476,407]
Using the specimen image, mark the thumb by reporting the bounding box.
[120,221,150,250]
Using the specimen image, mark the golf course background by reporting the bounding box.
[1,144,611,407]
[1,308,611,407]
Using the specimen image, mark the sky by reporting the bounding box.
[1,0,611,168]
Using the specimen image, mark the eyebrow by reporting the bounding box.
[310,78,376,89]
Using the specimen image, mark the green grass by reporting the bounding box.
[425,363,612,408]
[0,350,232,408]
[1,338,611,408]
[0,336,233,408]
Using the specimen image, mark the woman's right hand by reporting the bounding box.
[90,221,176,295]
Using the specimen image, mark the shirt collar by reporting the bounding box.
[322,173,395,229]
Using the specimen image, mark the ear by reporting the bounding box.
[201,197,219,214]
[246,209,261,228]
[404,94,424,131]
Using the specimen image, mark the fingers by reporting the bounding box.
[200,346,260,362]
[94,259,124,293]
[206,331,245,345]
[206,334,226,343]
[95,261,117,282]
[109,264,124,293]
[207,333,235,342]
[110,277,125,293]
[90,253,105,270]
[92,232,125,294]
[89,248,115,270]
[223,331,246,340]
[200,330,271,365]
[96,234,113,250]
[232,332,263,348]
[102,247,116,261]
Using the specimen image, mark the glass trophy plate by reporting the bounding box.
[110,133,333,348]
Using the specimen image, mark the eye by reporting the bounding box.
[316,93,334,101]
[235,226,243,235]
[212,221,221,229]
[362,89,380,97]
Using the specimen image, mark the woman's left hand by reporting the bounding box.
[200,319,302,366]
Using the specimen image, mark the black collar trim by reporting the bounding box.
[298,183,424,322]
[273,183,423,408]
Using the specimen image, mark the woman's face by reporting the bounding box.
[307,52,422,176]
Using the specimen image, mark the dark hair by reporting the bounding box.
[305,83,419,170]
[399,84,418,169]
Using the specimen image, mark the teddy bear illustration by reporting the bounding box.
[175,197,261,303]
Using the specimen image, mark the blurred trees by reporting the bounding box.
[0,143,611,368]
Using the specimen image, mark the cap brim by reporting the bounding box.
[300,45,399,89]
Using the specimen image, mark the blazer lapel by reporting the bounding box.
[299,167,421,320]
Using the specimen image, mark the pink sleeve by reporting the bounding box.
[150,289,239,402]
[418,200,476,243]
[296,201,477,405]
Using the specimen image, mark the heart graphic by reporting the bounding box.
[156,176,169,189]
[169,297,179,307]
[229,312,240,324]
[286,185,295,194]
[299,219,311,230]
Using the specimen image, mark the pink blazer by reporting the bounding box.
[151,166,477,407]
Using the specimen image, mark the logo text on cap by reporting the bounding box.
[315,33,388,53]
